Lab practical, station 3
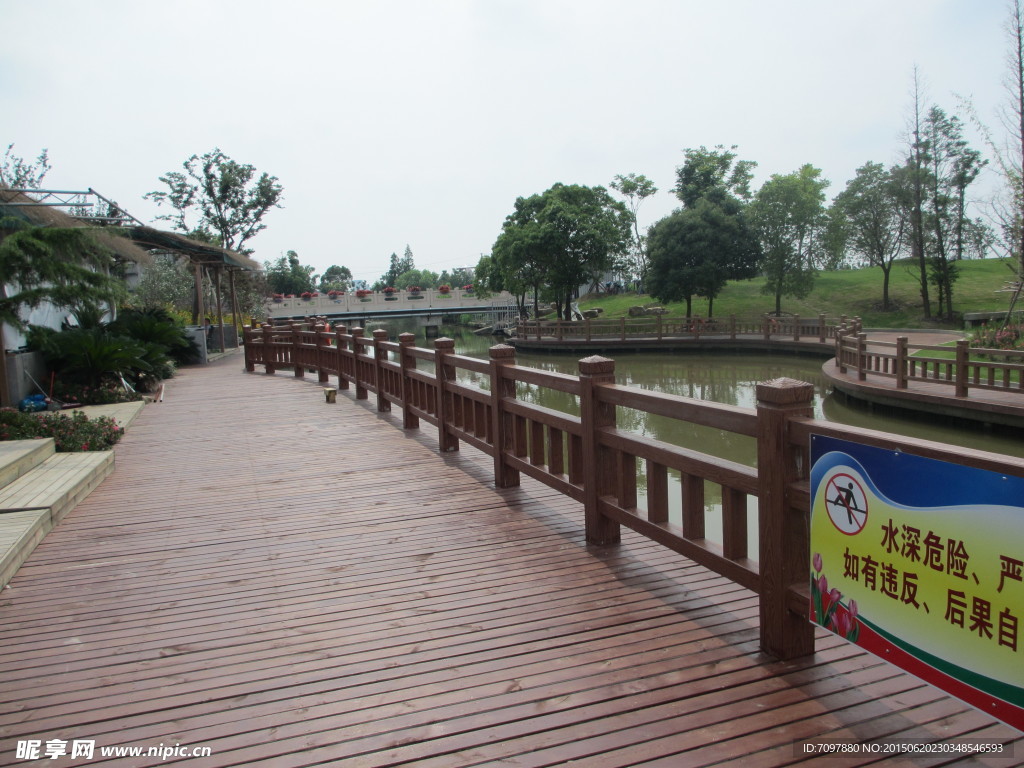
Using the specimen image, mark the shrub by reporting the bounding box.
[971,323,1024,352]
[0,408,123,451]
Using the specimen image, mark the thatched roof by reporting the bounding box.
[126,226,261,271]
[0,185,154,266]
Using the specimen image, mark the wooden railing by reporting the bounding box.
[835,323,1024,396]
[243,322,1024,661]
[515,313,838,345]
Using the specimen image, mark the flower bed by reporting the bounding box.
[0,408,124,452]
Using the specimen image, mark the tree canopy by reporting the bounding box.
[749,164,830,314]
[647,198,760,317]
[488,183,630,320]
[145,148,283,255]
[1,144,51,189]
[264,250,315,295]
[0,218,126,330]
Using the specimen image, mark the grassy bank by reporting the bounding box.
[578,258,1020,329]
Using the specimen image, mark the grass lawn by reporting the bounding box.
[578,258,1021,330]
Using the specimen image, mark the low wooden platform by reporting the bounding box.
[0,443,114,589]
[0,356,1020,767]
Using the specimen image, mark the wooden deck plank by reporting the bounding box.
[0,354,1019,767]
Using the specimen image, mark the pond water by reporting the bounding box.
[372,322,1024,549]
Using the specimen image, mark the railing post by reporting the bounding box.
[763,314,771,342]
[955,338,969,397]
[730,314,737,341]
[657,314,663,340]
[262,325,276,375]
[793,314,800,342]
[434,337,459,453]
[756,377,815,660]
[334,326,349,390]
[315,323,329,383]
[818,313,826,344]
[586,317,592,343]
[857,332,867,381]
[399,332,419,429]
[489,344,520,488]
[835,327,846,371]
[579,355,620,546]
[620,317,626,341]
[243,325,255,372]
[373,328,390,412]
[292,325,304,377]
[351,327,367,400]
[896,336,908,389]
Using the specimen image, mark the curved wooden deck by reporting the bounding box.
[0,354,1020,766]
[824,331,1024,429]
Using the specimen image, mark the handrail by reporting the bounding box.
[243,321,1024,663]
[515,312,841,345]
[833,323,1024,395]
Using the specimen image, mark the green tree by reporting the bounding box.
[749,164,830,314]
[1,144,51,188]
[828,162,906,309]
[647,199,760,317]
[490,183,630,320]
[145,148,283,255]
[264,251,315,295]
[0,220,126,331]
[488,193,551,316]
[319,265,353,292]
[674,145,756,208]
[610,173,658,284]
[131,253,196,310]
[921,106,987,320]
[395,268,439,290]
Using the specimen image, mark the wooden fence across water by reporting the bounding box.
[244,322,1024,662]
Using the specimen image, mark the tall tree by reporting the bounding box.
[904,70,933,319]
[319,265,353,292]
[264,251,315,295]
[145,148,283,255]
[828,162,907,309]
[749,164,830,314]
[0,144,51,189]
[489,184,631,320]
[610,173,658,285]
[674,145,756,208]
[647,198,760,317]
[646,145,761,314]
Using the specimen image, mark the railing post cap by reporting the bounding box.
[399,332,416,344]
[756,377,815,405]
[351,327,365,336]
[372,328,388,340]
[489,344,516,360]
[578,355,615,375]
[434,337,456,350]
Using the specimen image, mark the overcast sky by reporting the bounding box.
[2,0,1013,284]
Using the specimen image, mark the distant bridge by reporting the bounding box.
[264,288,518,325]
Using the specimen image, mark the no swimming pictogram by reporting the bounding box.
[824,471,868,534]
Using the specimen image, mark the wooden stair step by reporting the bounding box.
[0,439,55,490]
[0,451,115,588]
[0,509,51,589]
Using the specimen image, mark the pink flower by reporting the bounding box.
[813,553,822,573]
[848,599,858,621]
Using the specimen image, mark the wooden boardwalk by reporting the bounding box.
[0,353,1020,767]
